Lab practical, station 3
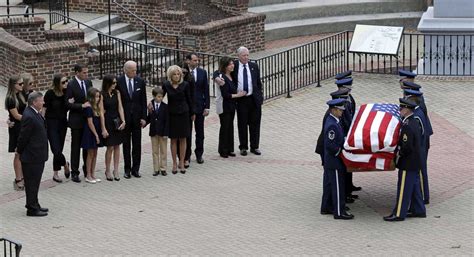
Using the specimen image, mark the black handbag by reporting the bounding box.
[113,117,121,130]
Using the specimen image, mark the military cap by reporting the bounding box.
[335,78,353,87]
[401,81,421,90]
[335,70,352,80]
[399,98,417,109]
[403,89,423,97]
[327,98,346,110]
[399,70,417,78]
[330,88,350,99]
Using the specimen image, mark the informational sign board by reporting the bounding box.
[349,24,404,55]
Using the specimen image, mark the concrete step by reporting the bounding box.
[250,0,426,23]
[85,22,132,44]
[265,12,423,41]
[114,31,144,42]
[248,0,298,7]
[81,14,121,34]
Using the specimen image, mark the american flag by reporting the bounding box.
[341,103,401,171]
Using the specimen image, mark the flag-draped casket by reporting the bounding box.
[341,103,401,171]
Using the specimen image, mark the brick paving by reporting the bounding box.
[0,72,473,255]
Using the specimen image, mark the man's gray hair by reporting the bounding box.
[27,91,43,105]
[123,60,137,72]
[236,46,249,55]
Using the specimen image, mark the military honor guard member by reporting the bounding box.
[403,89,433,204]
[320,98,354,220]
[384,98,426,221]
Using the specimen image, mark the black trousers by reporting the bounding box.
[22,162,45,211]
[218,111,235,155]
[70,128,87,177]
[47,118,67,171]
[237,96,261,150]
[122,121,142,173]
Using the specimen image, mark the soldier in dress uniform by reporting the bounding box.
[335,76,362,202]
[320,98,354,220]
[384,98,426,221]
[403,89,433,204]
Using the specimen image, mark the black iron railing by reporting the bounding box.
[49,0,69,26]
[2,0,35,18]
[1,238,22,257]
[99,31,473,101]
[109,0,180,49]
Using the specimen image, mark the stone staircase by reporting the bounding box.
[73,14,153,46]
[248,0,427,41]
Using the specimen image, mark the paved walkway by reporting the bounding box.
[0,73,473,255]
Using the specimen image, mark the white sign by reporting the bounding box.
[349,24,404,55]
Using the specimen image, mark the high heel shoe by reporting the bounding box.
[105,171,113,181]
[52,176,63,183]
[179,166,186,174]
[64,162,70,179]
[113,171,120,181]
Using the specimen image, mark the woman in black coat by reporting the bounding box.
[162,65,194,174]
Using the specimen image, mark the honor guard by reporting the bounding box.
[320,99,354,220]
[384,98,426,221]
[403,89,433,204]
[335,76,362,201]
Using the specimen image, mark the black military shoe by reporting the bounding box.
[250,149,261,155]
[27,210,48,217]
[345,196,355,203]
[334,212,354,220]
[124,172,131,179]
[132,172,141,178]
[352,186,362,191]
[39,207,49,212]
[240,149,247,156]
[320,210,332,215]
[71,175,81,183]
[383,214,405,222]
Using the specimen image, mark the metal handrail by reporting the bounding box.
[1,237,22,257]
[0,12,102,33]
[2,0,35,18]
[111,0,180,48]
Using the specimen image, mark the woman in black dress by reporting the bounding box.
[163,65,194,174]
[101,75,126,181]
[216,57,247,158]
[44,74,71,183]
[4,75,26,190]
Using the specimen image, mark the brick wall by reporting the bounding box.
[0,17,46,45]
[182,12,265,54]
[210,0,249,14]
[0,18,94,91]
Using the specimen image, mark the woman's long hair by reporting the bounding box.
[87,87,101,116]
[4,75,21,110]
[101,74,116,95]
[219,57,234,74]
[52,74,65,96]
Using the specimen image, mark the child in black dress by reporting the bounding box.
[81,88,103,184]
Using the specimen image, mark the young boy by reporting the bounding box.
[148,86,169,176]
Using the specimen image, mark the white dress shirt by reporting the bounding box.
[237,61,253,96]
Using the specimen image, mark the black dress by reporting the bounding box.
[163,81,193,139]
[6,93,27,152]
[102,91,123,146]
[81,107,103,150]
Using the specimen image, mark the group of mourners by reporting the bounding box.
[5,46,264,217]
[316,70,433,221]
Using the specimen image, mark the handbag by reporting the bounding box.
[113,117,121,130]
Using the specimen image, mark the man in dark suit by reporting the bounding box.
[185,53,210,164]
[231,46,264,156]
[16,92,49,217]
[117,60,147,179]
[66,64,93,183]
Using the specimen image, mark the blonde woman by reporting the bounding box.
[162,65,194,174]
[20,72,35,99]
[4,76,26,190]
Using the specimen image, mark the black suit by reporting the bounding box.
[231,60,263,150]
[66,77,92,176]
[147,100,169,137]
[189,67,209,159]
[117,75,147,174]
[16,106,48,212]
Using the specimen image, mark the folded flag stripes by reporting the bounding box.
[341,103,401,171]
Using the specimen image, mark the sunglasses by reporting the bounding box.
[61,80,68,84]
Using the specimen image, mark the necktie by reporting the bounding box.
[155,103,159,112]
[128,79,133,98]
[243,64,249,92]
[81,81,86,98]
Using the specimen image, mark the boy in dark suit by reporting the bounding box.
[148,87,169,176]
